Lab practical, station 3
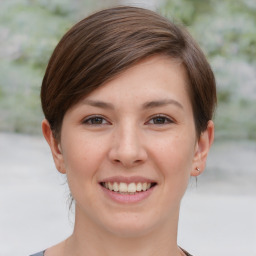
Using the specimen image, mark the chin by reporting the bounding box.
[101,212,159,238]
[106,223,154,238]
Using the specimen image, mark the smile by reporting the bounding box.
[100,182,156,194]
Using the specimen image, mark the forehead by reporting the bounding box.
[81,55,190,106]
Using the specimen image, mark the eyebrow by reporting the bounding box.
[142,99,183,110]
[82,99,115,109]
[82,98,183,110]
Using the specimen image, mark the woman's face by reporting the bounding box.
[46,55,212,237]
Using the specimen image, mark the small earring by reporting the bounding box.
[195,167,200,187]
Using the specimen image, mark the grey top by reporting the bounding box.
[29,251,44,256]
[181,248,193,256]
[30,248,192,256]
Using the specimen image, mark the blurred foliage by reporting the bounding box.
[0,0,76,134]
[160,0,256,140]
[0,0,116,134]
[0,0,255,140]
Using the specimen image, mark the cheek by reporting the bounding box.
[152,134,195,171]
[62,129,105,167]
[60,135,102,186]
[150,134,195,195]
[61,140,103,209]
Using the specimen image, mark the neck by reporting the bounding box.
[63,205,182,256]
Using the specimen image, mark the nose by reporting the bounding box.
[108,123,148,168]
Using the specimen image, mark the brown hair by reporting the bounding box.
[41,6,216,140]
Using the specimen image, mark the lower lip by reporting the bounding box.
[100,185,156,204]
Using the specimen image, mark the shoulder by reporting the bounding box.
[29,251,45,256]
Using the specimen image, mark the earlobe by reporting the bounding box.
[42,119,66,174]
[191,120,214,176]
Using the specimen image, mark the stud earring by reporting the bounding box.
[195,167,200,187]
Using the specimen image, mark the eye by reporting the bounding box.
[82,116,110,125]
[147,115,173,125]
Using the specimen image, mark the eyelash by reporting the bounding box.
[146,115,174,125]
[82,115,110,125]
[82,114,174,126]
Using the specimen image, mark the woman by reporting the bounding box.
[31,6,216,256]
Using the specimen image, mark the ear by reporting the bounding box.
[42,119,66,174]
[191,120,214,176]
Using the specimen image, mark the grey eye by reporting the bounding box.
[152,117,167,124]
[148,116,172,125]
[89,117,104,124]
[83,116,108,125]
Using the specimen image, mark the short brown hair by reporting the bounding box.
[41,6,216,140]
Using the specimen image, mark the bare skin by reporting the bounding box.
[43,55,214,256]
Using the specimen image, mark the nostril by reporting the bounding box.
[113,158,142,166]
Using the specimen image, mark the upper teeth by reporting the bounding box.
[103,182,152,193]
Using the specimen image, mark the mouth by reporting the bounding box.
[100,181,157,194]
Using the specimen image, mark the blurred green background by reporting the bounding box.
[1,0,255,140]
